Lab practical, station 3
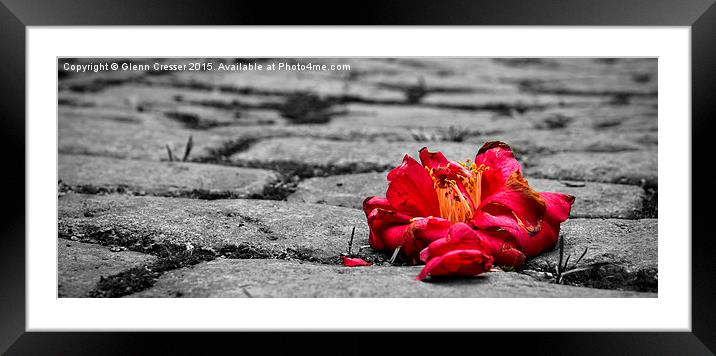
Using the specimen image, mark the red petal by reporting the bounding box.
[386,154,440,218]
[472,172,546,241]
[516,219,560,257]
[362,196,392,217]
[419,147,471,177]
[419,223,490,262]
[473,229,527,267]
[403,217,451,263]
[541,192,575,223]
[366,208,411,251]
[417,249,493,281]
[511,192,574,257]
[342,256,373,267]
[474,141,523,185]
[493,246,527,267]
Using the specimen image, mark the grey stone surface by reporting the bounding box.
[526,105,658,132]
[467,128,656,155]
[528,178,645,219]
[525,150,658,187]
[58,194,370,262]
[58,239,156,297]
[526,218,658,274]
[59,107,240,161]
[288,173,645,219]
[59,154,279,198]
[330,104,531,132]
[287,172,388,209]
[130,259,655,298]
[231,137,480,169]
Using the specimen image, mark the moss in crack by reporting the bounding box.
[218,243,281,259]
[164,111,233,130]
[200,137,261,162]
[278,92,338,124]
[234,160,392,179]
[559,265,658,293]
[59,226,157,253]
[59,182,263,200]
[89,245,217,298]
[639,187,658,218]
[244,160,392,201]
[248,177,298,201]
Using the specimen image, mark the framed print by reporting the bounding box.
[2,0,714,354]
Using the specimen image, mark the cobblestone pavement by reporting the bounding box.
[58,58,657,297]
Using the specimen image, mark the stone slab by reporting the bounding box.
[525,150,658,187]
[526,218,657,274]
[130,259,655,298]
[330,104,531,132]
[59,154,279,198]
[58,194,371,262]
[58,239,156,297]
[230,137,480,170]
[468,128,656,156]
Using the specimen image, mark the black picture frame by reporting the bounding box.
[2,0,713,354]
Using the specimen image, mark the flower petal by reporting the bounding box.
[516,219,559,257]
[419,147,471,177]
[417,249,493,281]
[419,223,489,262]
[362,196,392,217]
[513,192,575,257]
[403,216,451,263]
[472,172,546,241]
[341,256,373,267]
[366,208,411,251]
[541,192,575,224]
[386,154,440,218]
[473,229,527,267]
[474,141,522,184]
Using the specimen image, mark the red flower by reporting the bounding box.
[363,141,574,280]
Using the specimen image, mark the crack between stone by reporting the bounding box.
[58,220,344,297]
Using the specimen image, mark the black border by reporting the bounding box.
[2,0,714,354]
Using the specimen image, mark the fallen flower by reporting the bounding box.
[363,141,574,280]
[341,256,373,267]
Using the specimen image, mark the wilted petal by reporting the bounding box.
[474,141,523,185]
[419,223,489,262]
[362,196,392,217]
[416,249,493,281]
[473,229,527,267]
[366,208,411,251]
[419,147,471,177]
[514,192,575,257]
[472,172,546,241]
[342,256,373,267]
[403,216,451,263]
[386,154,441,218]
[516,219,559,257]
[541,192,575,224]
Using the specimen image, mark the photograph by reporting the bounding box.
[57,57,658,298]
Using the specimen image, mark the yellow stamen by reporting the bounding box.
[434,180,473,224]
[426,162,489,224]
